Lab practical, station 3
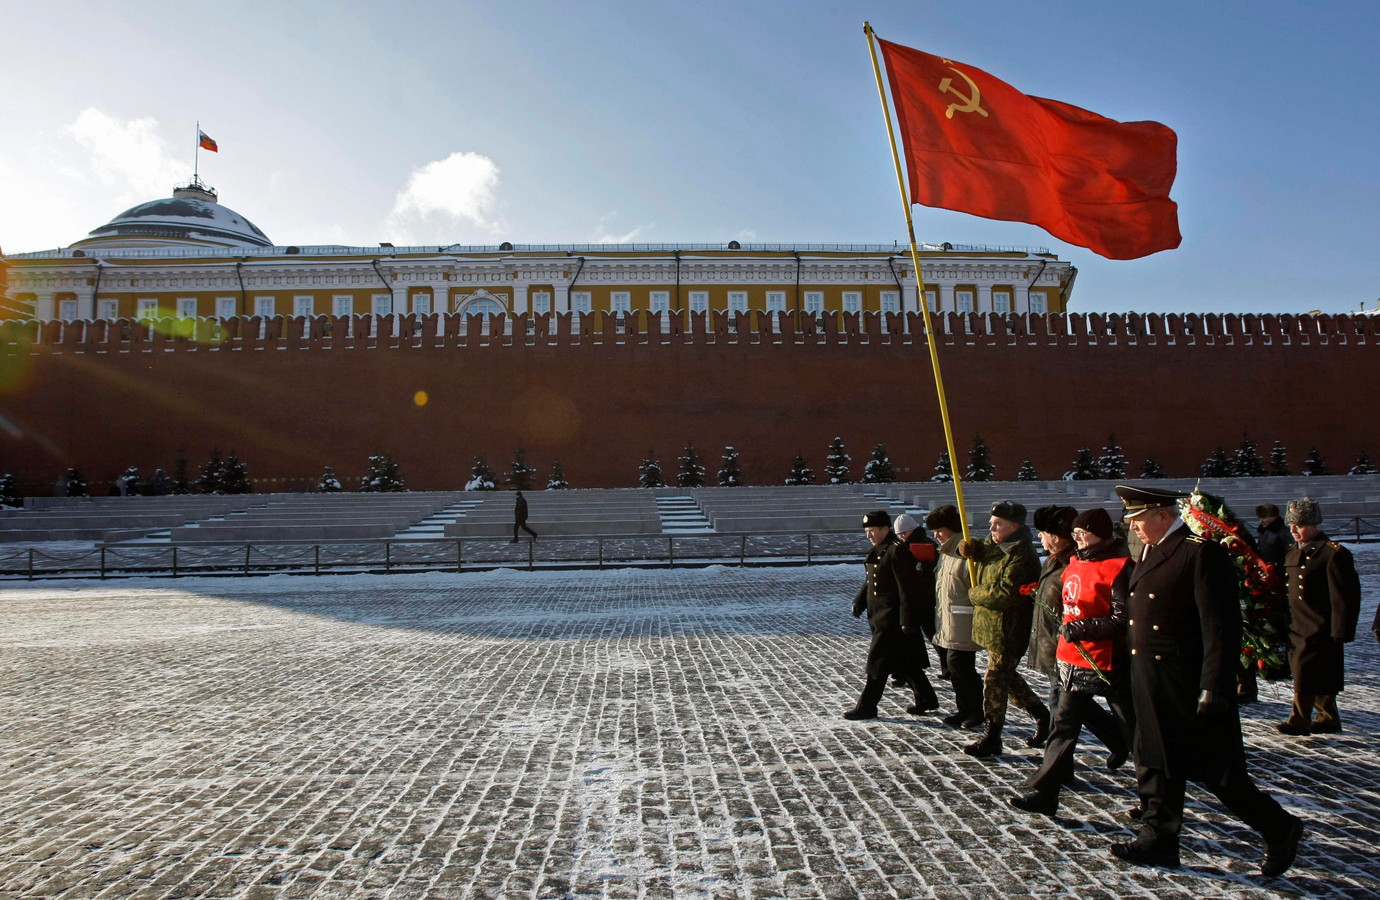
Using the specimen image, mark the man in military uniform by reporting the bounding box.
[845,510,939,719]
[1278,497,1363,735]
[1112,485,1303,876]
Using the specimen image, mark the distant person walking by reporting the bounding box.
[1277,498,1362,735]
[512,491,538,542]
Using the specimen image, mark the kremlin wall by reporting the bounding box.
[1,184,1377,493]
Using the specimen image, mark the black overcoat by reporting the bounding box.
[1126,525,1243,782]
[1255,518,1293,568]
[1285,533,1361,695]
[852,534,930,678]
[515,495,529,524]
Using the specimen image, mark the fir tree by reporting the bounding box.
[1097,433,1127,479]
[1302,446,1330,477]
[505,446,537,491]
[1199,447,1232,478]
[677,441,706,488]
[785,452,815,486]
[1268,440,1290,476]
[824,437,851,484]
[0,473,20,508]
[463,455,494,491]
[197,449,226,494]
[546,460,571,490]
[1140,457,1167,479]
[931,449,953,483]
[171,451,191,495]
[966,434,996,482]
[638,451,665,488]
[151,468,172,496]
[1016,458,1040,482]
[861,443,897,484]
[1231,435,1266,477]
[119,466,140,496]
[65,467,89,497]
[318,466,343,492]
[717,446,744,487]
[221,452,253,493]
[1349,449,1377,476]
[1064,446,1099,480]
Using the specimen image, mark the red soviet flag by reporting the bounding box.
[878,39,1180,260]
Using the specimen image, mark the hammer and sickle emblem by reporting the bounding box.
[937,61,989,119]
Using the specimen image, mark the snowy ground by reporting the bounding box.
[1,550,1378,899]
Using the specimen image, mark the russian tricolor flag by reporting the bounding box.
[199,130,218,152]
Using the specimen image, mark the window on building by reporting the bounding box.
[532,292,552,315]
[333,295,353,318]
[880,291,899,314]
[956,290,974,314]
[294,295,314,318]
[766,291,786,314]
[609,291,630,332]
[993,291,1011,315]
[726,291,747,332]
[59,299,78,322]
[216,297,238,319]
[412,293,432,316]
[372,293,392,317]
[804,291,823,315]
[650,291,669,314]
[572,291,592,334]
[842,291,861,314]
[176,297,197,318]
[689,291,708,314]
[1030,292,1048,315]
[925,290,938,313]
[255,296,276,318]
[98,298,119,321]
[137,298,159,319]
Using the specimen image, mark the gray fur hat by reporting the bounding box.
[1285,497,1323,527]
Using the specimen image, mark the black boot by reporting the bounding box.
[1026,705,1052,749]
[964,722,1003,757]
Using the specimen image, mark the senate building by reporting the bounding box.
[1,180,1076,327]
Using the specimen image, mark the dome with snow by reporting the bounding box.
[72,181,272,251]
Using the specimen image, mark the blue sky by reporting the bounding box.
[2,0,1378,313]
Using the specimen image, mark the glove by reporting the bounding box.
[957,540,975,559]
[902,625,918,637]
[1059,620,1088,643]
[1197,690,1230,717]
[852,601,865,618]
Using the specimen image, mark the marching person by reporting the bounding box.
[1010,508,1134,816]
[512,490,538,542]
[1027,505,1079,746]
[959,501,1050,757]
[1239,503,1293,703]
[1111,485,1303,876]
[1277,498,1362,735]
[927,505,984,728]
[845,511,939,719]
[894,512,943,691]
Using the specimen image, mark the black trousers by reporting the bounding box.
[513,522,537,540]
[945,649,983,718]
[1024,688,1133,796]
[857,655,936,713]
[1135,763,1294,851]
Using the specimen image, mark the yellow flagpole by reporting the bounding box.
[864,22,977,576]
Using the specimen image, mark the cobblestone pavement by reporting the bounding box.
[2,552,1378,899]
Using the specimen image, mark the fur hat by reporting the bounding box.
[893,513,920,535]
[1285,497,1322,527]
[1032,505,1077,538]
[925,505,963,533]
[1072,507,1115,540]
[862,510,892,528]
[1255,503,1279,518]
[989,500,1027,525]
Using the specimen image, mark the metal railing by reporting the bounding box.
[0,531,873,581]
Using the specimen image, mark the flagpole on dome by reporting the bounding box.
[864,21,977,579]
[194,120,200,182]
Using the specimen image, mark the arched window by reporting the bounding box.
[455,296,505,335]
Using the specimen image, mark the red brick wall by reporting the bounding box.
[1,311,1376,492]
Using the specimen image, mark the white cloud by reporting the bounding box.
[65,109,185,201]
[590,212,646,244]
[385,152,505,244]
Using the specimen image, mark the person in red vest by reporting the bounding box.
[1010,508,1135,815]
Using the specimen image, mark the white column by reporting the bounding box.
[939,283,955,313]
[977,283,993,314]
[34,292,55,321]
[433,284,450,313]
[554,284,571,314]
[1014,281,1030,313]
[512,284,529,316]
[902,279,919,314]
[391,286,408,315]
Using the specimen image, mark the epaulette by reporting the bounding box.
[1186,535,1206,544]
[1328,541,1344,550]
